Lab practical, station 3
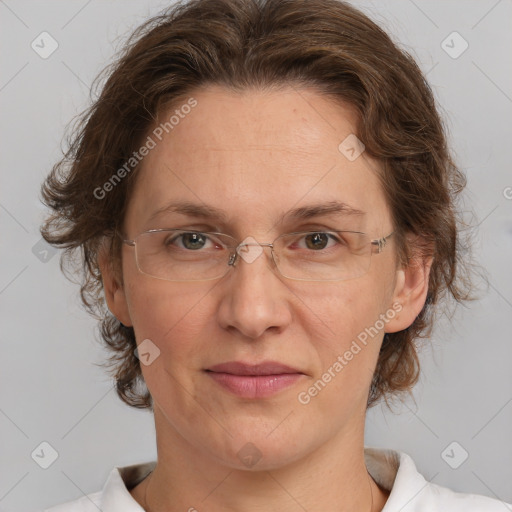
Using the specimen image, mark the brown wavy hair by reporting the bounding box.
[40,0,474,411]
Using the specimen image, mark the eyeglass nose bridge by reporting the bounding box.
[228,241,275,267]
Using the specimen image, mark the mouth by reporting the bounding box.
[204,361,305,398]
[206,361,303,376]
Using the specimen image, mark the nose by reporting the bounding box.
[216,242,292,340]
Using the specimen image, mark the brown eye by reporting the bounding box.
[304,232,330,250]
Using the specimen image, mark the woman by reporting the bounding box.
[40,0,510,510]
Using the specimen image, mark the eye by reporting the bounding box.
[296,232,344,251]
[166,231,220,251]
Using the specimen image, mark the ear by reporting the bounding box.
[98,239,133,327]
[385,237,433,334]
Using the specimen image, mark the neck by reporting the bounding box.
[131,408,390,512]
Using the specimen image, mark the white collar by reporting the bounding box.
[102,448,425,510]
[50,447,508,511]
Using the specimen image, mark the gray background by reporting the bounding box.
[0,0,511,510]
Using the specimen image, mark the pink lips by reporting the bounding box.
[205,361,305,398]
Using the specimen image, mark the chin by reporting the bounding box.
[211,427,313,472]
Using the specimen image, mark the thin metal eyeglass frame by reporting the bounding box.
[120,229,395,282]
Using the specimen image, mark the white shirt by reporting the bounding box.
[43,447,511,511]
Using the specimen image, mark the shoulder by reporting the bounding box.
[420,481,511,511]
[41,461,154,512]
[364,447,511,512]
[42,491,103,512]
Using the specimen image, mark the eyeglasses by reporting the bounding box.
[121,228,395,282]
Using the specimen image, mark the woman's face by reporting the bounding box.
[107,85,410,470]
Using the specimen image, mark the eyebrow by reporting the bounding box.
[146,199,365,226]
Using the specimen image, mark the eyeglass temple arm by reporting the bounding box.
[371,231,395,253]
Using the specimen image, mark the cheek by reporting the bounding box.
[301,279,389,387]
[301,279,385,344]
[286,281,389,425]
[125,277,213,364]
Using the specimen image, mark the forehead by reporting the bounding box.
[124,85,391,235]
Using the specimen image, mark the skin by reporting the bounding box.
[99,85,432,512]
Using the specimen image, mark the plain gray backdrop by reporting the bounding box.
[0,1,511,510]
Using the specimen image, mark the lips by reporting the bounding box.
[206,361,303,376]
[205,361,305,398]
